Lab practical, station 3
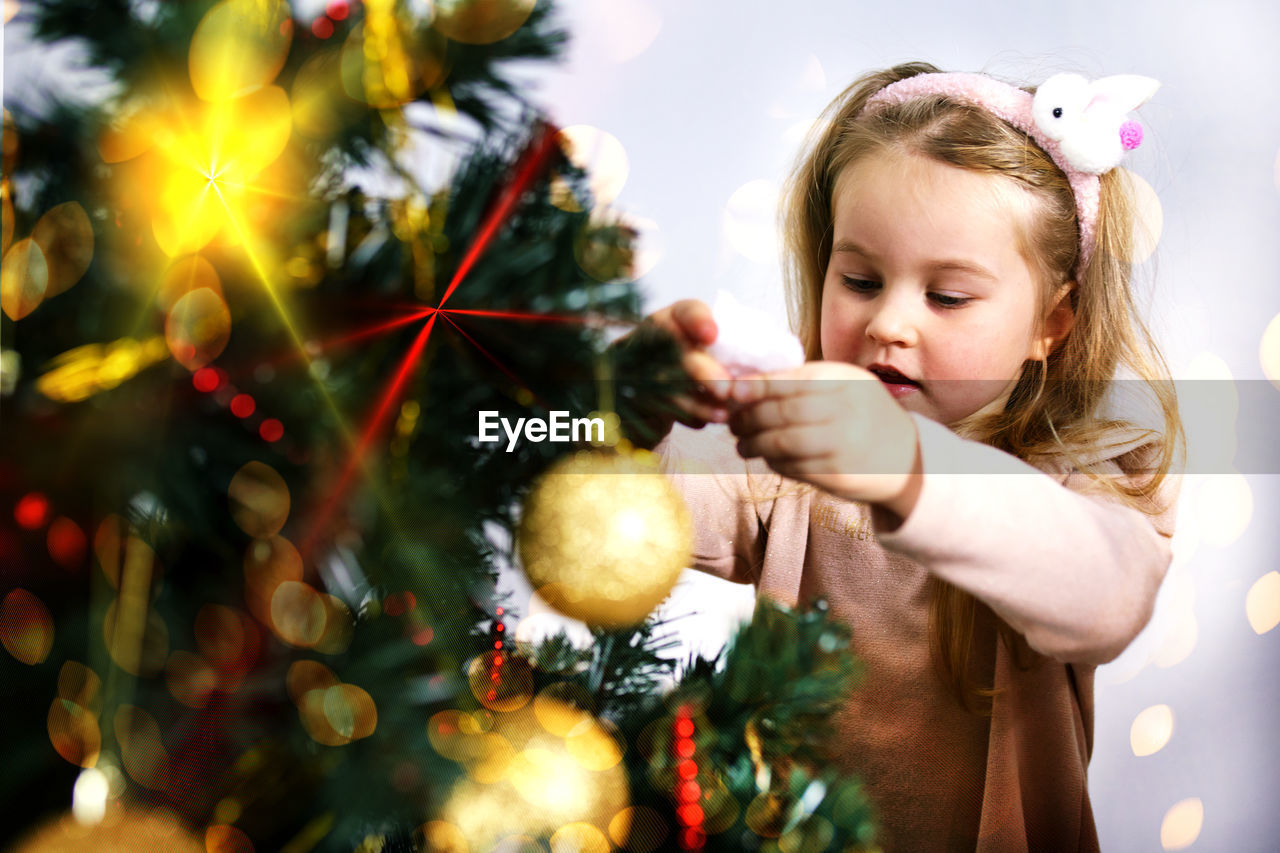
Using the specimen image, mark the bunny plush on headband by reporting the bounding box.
[862,71,1160,275]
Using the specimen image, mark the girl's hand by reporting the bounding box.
[631,299,735,433]
[727,361,923,518]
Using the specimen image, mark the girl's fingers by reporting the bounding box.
[673,394,729,426]
[684,351,733,401]
[729,393,832,434]
[735,423,835,462]
[671,299,718,346]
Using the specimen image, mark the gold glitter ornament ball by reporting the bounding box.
[517,449,692,629]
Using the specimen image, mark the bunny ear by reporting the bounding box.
[1084,74,1161,115]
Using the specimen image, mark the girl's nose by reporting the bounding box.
[864,296,919,347]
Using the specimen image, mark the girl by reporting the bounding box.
[635,62,1183,851]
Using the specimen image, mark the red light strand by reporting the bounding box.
[673,704,705,850]
[436,122,561,311]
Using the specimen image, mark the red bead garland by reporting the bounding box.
[673,704,706,850]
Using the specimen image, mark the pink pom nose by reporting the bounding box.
[1120,120,1143,151]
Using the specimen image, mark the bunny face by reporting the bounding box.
[1031,73,1092,142]
[1031,73,1161,174]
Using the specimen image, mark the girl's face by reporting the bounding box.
[820,148,1064,426]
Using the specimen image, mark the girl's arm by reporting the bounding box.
[871,412,1179,666]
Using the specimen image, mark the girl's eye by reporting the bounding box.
[929,292,971,308]
[841,277,971,309]
[840,276,879,293]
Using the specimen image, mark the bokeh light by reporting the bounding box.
[420,821,469,852]
[1260,311,1280,392]
[1117,168,1162,264]
[114,704,172,790]
[428,709,486,762]
[469,650,534,711]
[433,0,537,45]
[157,254,222,312]
[312,16,335,39]
[72,768,110,825]
[321,683,377,740]
[188,0,292,102]
[194,604,248,671]
[532,683,595,733]
[1,588,54,665]
[48,517,88,570]
[165,650,218,709]
[723,180,780,265]
[1152,573,1198,671]
[47,699,102,768]
[243,535,304,626]
[339,18,449,109]
[1245,571,1280,635]
[591,0,661,63]
[36,336,171,402]
[436,698,629,851]
[107,77,298,260]
[228,461,291,538]
[554,126,629,211]
[1180,351,1237,476]
[311,593,354,654]
[621,214,664,279]
[58,661,101,711]
[608,806,668,853]
[31,201,94,298]
[291,49,362,139]
[574,216,638,283]
[103,599,170,677]
[230,393,256,418]
[259,418,285,442]
[1130,704,1175,757]
[270,581,326,647]
[1,238,49,321]
[15,491,50,529]
[165,287,232,370]
[1159,798,1203,850]
[295,686,348,746]
[205,823,255,853]
[2,178,13,254]
[287,660,340,704]
[1194,472,1252,548]
[565,716,624,772]
[95,514,162,592]
[549,823,610,853]
[194,366,224,392]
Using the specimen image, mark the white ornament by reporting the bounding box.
[704,289,806,377]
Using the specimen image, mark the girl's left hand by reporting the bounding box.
[727,361,922,514]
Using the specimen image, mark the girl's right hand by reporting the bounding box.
[633,299,735,435]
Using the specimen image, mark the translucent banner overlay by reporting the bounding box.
[481,379,1280,475]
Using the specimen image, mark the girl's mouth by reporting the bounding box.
[868,365,922,397]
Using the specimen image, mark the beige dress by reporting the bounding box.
[655,412,1178,852]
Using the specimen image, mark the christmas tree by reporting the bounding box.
[1,2,878,850]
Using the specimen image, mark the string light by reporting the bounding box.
[488,607,505,704]
[673,704,705,850]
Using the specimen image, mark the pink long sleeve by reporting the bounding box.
[872,412,1179,666]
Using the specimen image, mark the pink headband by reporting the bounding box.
[861,71,1159,276]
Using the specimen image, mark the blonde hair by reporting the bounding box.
[764,61,1184,714]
